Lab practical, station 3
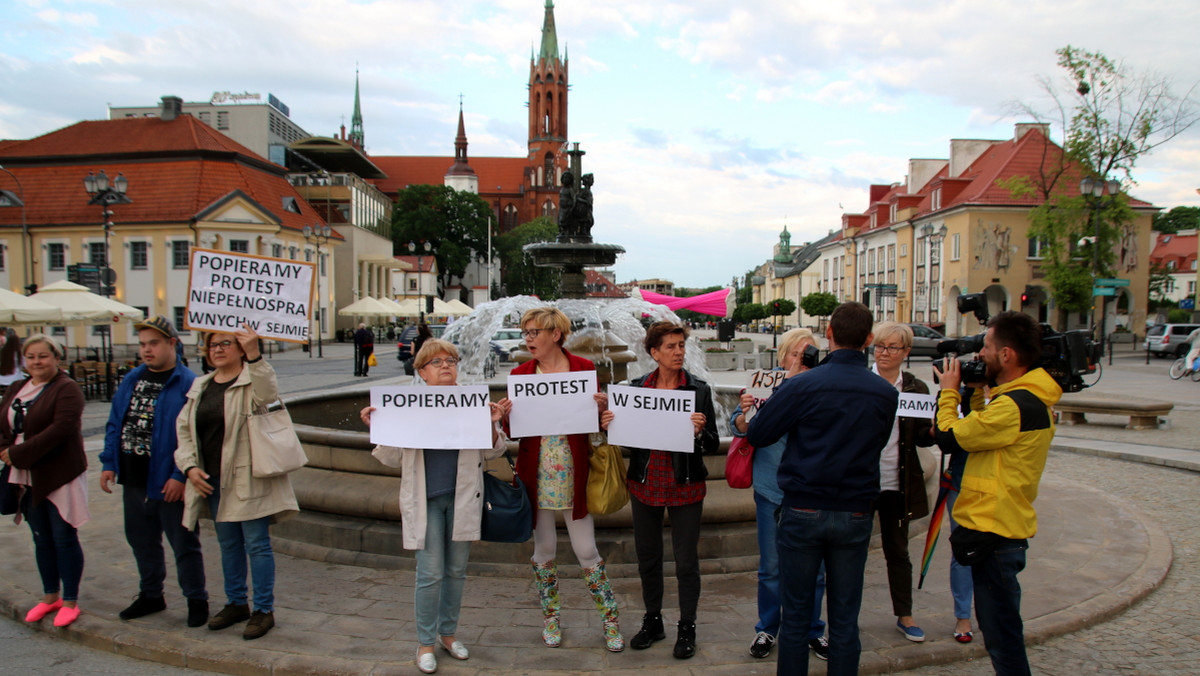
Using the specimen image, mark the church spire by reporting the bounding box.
[349,68,364,150]
[538,0,559,63]
[445,99,478,193]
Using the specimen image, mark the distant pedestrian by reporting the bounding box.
[354,323,374,377]
[0,328,24,386]
[99,316,207,628]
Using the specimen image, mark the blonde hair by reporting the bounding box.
[22,333,63,360]
[872,321,913,349]
[414,339,459,370]
[777,328,817,361]
[521,307,571,347]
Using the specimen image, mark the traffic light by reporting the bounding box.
[1021,285,1033,305]
[772,300,781,314]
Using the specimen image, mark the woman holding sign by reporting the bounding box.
[361,339,509,675]
[600,321,718,660]
[498,307,624,653]
[176,326,298,641]
[870,322,935,643]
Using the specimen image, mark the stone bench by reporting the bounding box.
[1056,397,1173,431]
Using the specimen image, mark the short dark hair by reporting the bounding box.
[987,311,1042,368]
[643,321,689,354]
[829,302,873,350]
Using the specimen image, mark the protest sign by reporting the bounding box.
[897,392,937,419]
[369,386,492,449]
[605,384,695,453]
[186,249,315,343]
[507,371,599,438]
[740,369,787,423]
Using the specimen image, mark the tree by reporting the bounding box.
[1147,262,1175,310]
[1153,206,1200,234]
[768,298,797,318]
[495,216,561,299]
[800,292,839,319]
[391,185,493,295]
[733,302,767,324]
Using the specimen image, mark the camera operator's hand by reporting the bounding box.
[937,357,961,392]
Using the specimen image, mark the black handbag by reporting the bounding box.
[0,464,20,515]
[480,453,532,543]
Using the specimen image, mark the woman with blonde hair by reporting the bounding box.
[0,334,88,627]
[497,306,623,652]
[362,339,510,674]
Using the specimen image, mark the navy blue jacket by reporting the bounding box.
[100,361,196,499]
[746,349,898,512]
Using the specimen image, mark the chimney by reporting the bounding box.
[160,95,183,121]
[1014,122,1051,141]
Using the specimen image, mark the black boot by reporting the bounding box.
[630,612,665,650]
[673,621,696,659]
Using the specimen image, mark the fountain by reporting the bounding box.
[275,147,758,577]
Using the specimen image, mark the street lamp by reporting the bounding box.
[84,170,131,362]
[1079,176,1123,348]
[0,165,31,293]
[303,224,332,358]
[407,240,432,323]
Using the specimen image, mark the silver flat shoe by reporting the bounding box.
[440,638,469,660]
[417,650,437,673]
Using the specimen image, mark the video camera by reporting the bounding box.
[933,293,1100,393]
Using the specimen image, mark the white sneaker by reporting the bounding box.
[417,650,437,673]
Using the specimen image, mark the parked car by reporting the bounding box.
[491,328,525,361]
[1144,323,1200,358]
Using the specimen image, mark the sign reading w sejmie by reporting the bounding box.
[184,249,315,343]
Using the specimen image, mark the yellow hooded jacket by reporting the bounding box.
[935,367,1062,540]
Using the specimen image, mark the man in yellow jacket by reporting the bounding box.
[934,311,1062,676]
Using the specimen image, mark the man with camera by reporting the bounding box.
[747,302,898,676]
[934,311,1062,676]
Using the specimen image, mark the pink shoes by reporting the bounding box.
[24,600,62,622]
[53,605,81,627]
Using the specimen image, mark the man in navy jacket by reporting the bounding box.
[100,317,207,627]
[748,302,898,676]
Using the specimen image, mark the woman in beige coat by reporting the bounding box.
[176,326,298,640]
[361,339,509,675]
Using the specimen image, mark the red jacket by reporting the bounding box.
[506,350,595,524]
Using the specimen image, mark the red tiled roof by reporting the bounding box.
[585,270,626,298]
[370,156,527,196]
[1150,232,1198,268]
[395,254,436,272]
[1,116,267,162]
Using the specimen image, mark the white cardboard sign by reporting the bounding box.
[506,371,599,438]
[369,386,492,450]
[740,369,786,423]
[605,384,695,453]
[185,249,315,343]
[898,392,938,419]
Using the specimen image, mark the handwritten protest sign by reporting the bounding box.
[185,249,315,343]
[897,392,937,419]
[507,371,598,438]
[740,369,786,424]
[605,384,695,453]
[369,386,492,449]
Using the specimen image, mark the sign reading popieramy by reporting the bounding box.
[605,384,695,453]
[369,386,492,449]
[898,392,937,419]
[740,369,787,424]
[507,371,599,438]
[186,249,315,343]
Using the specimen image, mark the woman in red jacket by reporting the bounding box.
[498,307,622,652]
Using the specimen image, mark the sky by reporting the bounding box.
[2,0,1199,289]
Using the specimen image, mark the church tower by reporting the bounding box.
[445,103,479,194]
[349,69,365,150]
[526,0,568,219]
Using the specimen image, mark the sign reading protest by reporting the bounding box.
[507,371,599,438]
[605,384,695,453]
[897,392,937,419]
[369,386,492,449]
[186,249,315,343]
[739,369,786,424]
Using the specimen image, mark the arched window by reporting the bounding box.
[544,93,553,134]
[543,200,557,219]
[544,152,555,188]
[503,204,518,230]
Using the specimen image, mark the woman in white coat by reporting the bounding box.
[361,338,509,675]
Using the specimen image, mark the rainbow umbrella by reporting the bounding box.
[917,463,956,589]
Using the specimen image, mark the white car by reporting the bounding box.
[491,329,525,361]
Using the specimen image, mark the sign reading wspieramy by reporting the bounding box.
[185,249,315,343]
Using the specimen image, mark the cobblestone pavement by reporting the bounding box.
[911,451,1200,676]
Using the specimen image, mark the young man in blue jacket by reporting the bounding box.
[99,317,207,627]
[747,302,898,676]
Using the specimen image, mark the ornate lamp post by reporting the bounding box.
[0,165,31,293]
[84,170,131,362]
[407,240,431,323]
[303,224,332,358]
[1079,176,1123,346]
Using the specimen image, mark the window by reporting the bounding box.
[0,246,5,271]
[887,244,895,269]
[931,188,942,211]
[48,243,65,271]
[198,111,211,125]
[305,250,312,262]
[174,306,186,332]
[915,240,926,266]
[899,243,907,257]
[272,244,283,258]
[289,246,297,260]
[409,278,417,291]
[1027,237,1047,259]
[89,242,107,266]
[320,253,327,276]
[1189,281,1197,295]
[230,239,249,253]
[134,306,149,323]
[172,241,190,269]
[217,111,229,130]
[951,233,961,261]
[543,152,555,188]
[889,204,897,223]
[130,241,148,269]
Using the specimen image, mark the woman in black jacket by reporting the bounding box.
[601,321,718,659]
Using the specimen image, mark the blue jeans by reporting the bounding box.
[206,487,275,612]
[754,492,826,639]
[414,492,471,647]
[22,493,84,602]
[945,468,973,620]
[777,507,873,676]
[972,539,1031,676]
[123,485,207,601]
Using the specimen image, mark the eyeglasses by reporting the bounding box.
[521,329,546,340]
[424,358,459,368]
[875,345,908,354]
[208,340,236,351]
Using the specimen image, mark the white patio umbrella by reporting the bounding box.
[0,287,63,324]
[30,280,145,324]
[375,297,408,315]
[444,299,474,316]
[391,298,423,317]
[337,296,399,317]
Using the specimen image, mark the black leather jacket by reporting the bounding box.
[625,369,720,486]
